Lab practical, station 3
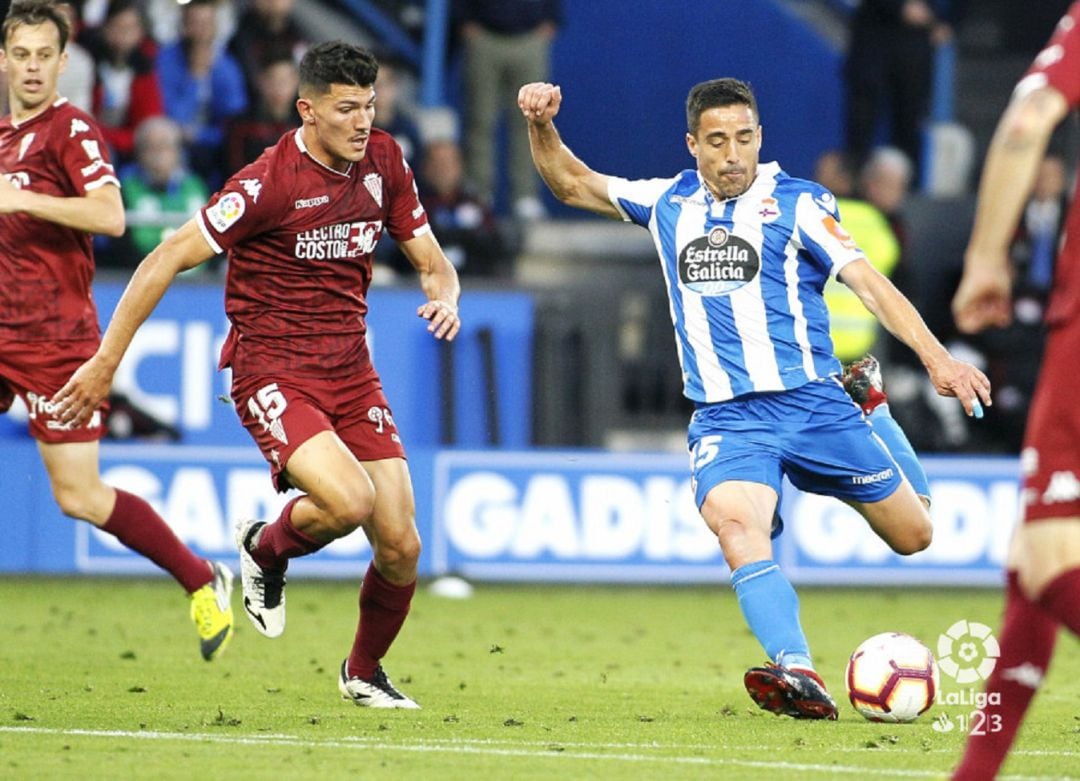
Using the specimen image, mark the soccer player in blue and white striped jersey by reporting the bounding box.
[519,77,992,719]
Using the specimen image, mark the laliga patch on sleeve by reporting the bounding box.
[821,214,857,251]
[206,191,246,233]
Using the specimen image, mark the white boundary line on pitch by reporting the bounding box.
[0,727,1072,781]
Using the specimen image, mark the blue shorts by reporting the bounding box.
[688,378,903,509]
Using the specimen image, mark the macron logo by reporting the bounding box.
[69,119,90,137]
[294,194,330,210]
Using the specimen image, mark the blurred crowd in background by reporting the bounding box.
[1,0,1077,456]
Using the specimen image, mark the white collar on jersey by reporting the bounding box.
[293,128,354,177]
[10,96,68,129]
[698,160,781,204]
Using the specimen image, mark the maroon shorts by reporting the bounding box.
[1021,321,1080,523]
[231,370,407,492]
[0,339,107,443]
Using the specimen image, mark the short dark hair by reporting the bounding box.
[686,78,758,135]
[298,41,379,97]
[3,0,70,50]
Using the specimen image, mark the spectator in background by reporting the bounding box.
[54,0,92,111]
[115,116,209,266]
[372,56,422,163]
[389,138,507,278]
[844,0,954,179]
[860,146,915,239]
[144,0,235,48]
[225,50,299,173]
[814,150,902,364]
[1013,155,1070,305]
[457,0,561,221]
[812,148,856,198]
[228,0,308,99]
[157,0,247,187]
[83,0,162,161]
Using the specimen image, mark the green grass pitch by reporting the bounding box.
[1,577,1077,780]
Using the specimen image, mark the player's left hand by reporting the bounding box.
[417,299,460,341]
[52,355,116,428]
[926,356,993,419]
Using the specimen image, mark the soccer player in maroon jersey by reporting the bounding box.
[951,4,1080,778]
[0,0,234,661]
[54,40,462,709]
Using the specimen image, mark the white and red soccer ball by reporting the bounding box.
[845,632,939,723]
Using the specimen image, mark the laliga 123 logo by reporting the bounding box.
[937,620,999,684]
[931,619,1003,735]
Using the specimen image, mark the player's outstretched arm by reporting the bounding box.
[517,82,621,219]
[953,84,1069,334]
[839,258,992,417]
[400,231,462,341]
[53,219,217,426]
[0,178,125,237]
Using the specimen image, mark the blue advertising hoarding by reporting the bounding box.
[432,451,1019,586]
[1,440,1018,586]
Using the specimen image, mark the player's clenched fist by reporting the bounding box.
[518,82,562,123]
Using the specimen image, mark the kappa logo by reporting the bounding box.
[69,118,90,138]
[18,133,35,161]
[363,173,383,206]
[1042,470,1080,503]
[239,178,262,203]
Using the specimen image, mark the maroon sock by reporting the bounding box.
[347,562,416,680]
[101,489,211,594]
[952,572,1058,780]
[1037,567,1080,635]
[250,497,326,571]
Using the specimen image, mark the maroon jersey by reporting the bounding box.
[198,128,429,378]
[0,99,119,343]
[1022,2,1080,326]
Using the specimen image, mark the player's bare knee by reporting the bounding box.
[376,529,422,573]
[318,490,375,536]
[51,485,91,522]
[890,518,933,555]
[714,516,770,567]
[714,516,747,548]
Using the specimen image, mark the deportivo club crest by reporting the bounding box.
[678,227,761,295]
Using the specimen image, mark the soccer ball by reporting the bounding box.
[845,632,939,723]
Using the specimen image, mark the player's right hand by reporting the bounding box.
[518,82,562,124]
[0,174,25,214]
[951,261,1013,334]
[52,355,116,428]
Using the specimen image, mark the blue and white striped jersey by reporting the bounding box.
[608,161,866,403]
